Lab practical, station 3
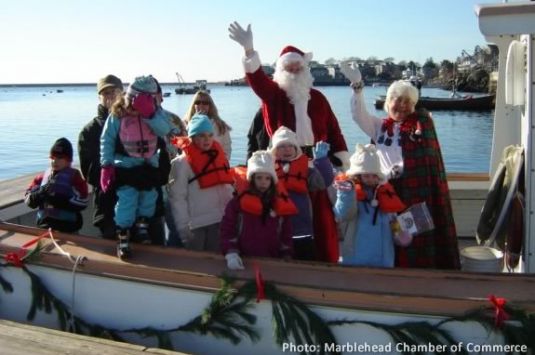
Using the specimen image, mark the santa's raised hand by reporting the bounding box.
[228,22,254,53]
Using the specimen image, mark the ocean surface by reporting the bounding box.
[0,84,493,181]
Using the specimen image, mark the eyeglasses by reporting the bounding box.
[194,100,210,105]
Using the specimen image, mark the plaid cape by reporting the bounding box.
[388,110,460,269]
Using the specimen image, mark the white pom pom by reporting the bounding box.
[371,199,378,207]
[415,129,422,135]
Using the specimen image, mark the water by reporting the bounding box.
[0,84,493,181]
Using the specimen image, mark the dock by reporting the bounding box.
[0,319,186,354]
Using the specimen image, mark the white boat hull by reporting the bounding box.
[0,224,528,354]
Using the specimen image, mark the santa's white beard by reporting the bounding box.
[273,68,314,104]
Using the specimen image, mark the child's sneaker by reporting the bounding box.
[135,217,151,245]
[117,229,131,259]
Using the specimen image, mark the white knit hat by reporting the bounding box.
[346,143,385,180]
[269,126,303,156]
[247,151,278,183]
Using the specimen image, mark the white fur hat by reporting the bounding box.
[346,143,385,180]
[247,150,278,183]
[269,126,303,156]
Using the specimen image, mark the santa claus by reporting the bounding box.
[229,22,347,263]
[228,22,350,170]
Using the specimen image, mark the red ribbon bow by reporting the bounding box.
[5,250,27,267]
[488,294,510,328]
[254,263,265,303]
[382,114,420,137]
[3,230,49,267]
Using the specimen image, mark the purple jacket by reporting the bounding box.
[220,197,293,258]
[288,156,334,237]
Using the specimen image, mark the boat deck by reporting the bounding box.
[0,319,186,355]
[3,171,531,318]
[1,222,534,318]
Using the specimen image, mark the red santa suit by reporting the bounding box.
[242,46,348,262]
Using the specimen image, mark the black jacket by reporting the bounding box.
[78,104,108,187]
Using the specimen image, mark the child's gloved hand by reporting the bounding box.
[312,141,330,160]
[100,165,115,193]
[225,252,244,270]
[132,93,156,118]
[393,230,413,247]
[333,179,354,192]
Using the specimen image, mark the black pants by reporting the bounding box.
[292,236,316,261]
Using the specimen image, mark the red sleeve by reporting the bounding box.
[26,174,44,193]
[246,68,282,102]
[72,170,89,199]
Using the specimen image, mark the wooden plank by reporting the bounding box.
[0,173,35,209]
[0,319,186,355]
[1,222,534,317]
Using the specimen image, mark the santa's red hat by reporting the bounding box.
[277,45,313,69]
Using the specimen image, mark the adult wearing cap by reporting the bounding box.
[229,22,348,263]
[78,74,124,239]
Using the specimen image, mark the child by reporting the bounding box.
[333,144,408,267]
[270,126,334,261]
[168,114,234,252]
[100,75,177,259]
[24,138,88,233]
[220,151,296,270]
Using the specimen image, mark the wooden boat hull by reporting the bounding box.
[0,222,533,354]
[374,94,495,111]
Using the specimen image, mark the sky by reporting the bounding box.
[0,0,502,84]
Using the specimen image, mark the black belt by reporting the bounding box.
[300,145,314,159]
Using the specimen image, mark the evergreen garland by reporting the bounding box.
[178,277,259,344]
[1,261,534,354]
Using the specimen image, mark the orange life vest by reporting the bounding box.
[275,154,309,194]
[355,182,406,213]
[232,166,297,216]
[175,137,234,189]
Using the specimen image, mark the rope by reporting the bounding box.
[47,229,87,330]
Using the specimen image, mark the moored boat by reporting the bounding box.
[374,93,496,111]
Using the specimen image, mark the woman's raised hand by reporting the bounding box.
[340,61,362,85]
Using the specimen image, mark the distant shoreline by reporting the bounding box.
[0,82,229,88]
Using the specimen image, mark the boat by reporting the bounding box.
[175,73,210,95]
[1,2,535,354]
[163,92,171,98]
[374,93,495,111]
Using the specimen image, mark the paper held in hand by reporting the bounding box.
[397,202,435,235]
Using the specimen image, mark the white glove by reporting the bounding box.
[340,61,362,84]
[228,22,254,52]
[225,252,244,270]
[178,228,194,246]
